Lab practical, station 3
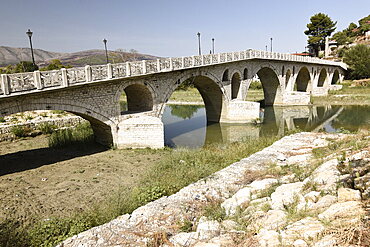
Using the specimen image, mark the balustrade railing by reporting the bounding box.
[0,49,346,97]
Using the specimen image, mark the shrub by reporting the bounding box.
[249,81,262,90]
[38,123,58,134]
[11,125,32,138]
[48,122,94,148]
[343,44,370,79]
[0,117,5,123]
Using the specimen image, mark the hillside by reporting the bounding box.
[0,46,159,67]
[0,46,64,66]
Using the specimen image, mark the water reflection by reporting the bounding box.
[162,105,370,148]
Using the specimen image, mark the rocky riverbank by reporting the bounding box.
[59,132,370,246]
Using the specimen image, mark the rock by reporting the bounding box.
[285,154,312,166]
[221,220,238,231]
[257,229,281,247]
[193,243,220,247]
[313,235,337,247]
[311,195,337,211]
[221,187,251,215]
[293,239,308,247]
[248,178,278,194]
[208,234,235,246]
[304,191,321,203]
[354,173,370,199]
[281,217,324,245]
[271,182,304,210]
[279,174,296,184]
[169,232,199,246]
[318,201,365,222]
[309,159,340,192]
[337,188,361,202]
[196,217,221,240]
[250,209,287,231]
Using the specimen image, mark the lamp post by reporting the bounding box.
[26,29,35,65]
[212,38,215,54]
[270,37,273,52]
[197,32,201,55]
[103,38,109,63]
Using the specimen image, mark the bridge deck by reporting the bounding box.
[0,49,346,98]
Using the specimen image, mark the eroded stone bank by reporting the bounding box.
[59,132,369,247]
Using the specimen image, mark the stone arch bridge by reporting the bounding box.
[0,50,346,148]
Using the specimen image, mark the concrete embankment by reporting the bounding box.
[59,132,370,246]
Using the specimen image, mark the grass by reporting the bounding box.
[48,122,94,148]
[168,87,203,103]
[312,80,370,105]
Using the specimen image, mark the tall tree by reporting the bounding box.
[304,13,337,56]
[343,44,370,79]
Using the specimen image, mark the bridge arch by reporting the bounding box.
[117,82,154,114]
[222,69,229,81]
[295,67,311,92]
[243,68,248,80]
[0,98,115,146]
[285,69,292,88]
[317,68,328,87]
[249,66,283,105]
[231,71,242,100]
[331,70,340,84]
[164,71,227,122]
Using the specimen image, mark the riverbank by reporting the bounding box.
[0,129,280,246]
[59,131,370,246]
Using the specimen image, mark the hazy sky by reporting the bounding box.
[0,0,368,57]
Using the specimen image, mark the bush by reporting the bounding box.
[38,123,57,134]
[11,125,32,138]
[343,44,370,79]
[0,117,5,123]
[48,122,94,148]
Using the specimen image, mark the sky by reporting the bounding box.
[0,0,369,57]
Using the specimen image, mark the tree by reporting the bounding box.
[40,59,71,71]
[304,13,337,56]
[14,61,38,73]
[332,31,351,45]
[343,44,370,79]
[358,14,370,34]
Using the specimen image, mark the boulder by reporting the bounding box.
[337,188,361,202]
[311,195,337,211]
[309,159,340,192]
[221,220,239,231]
[313,235,337,247]
[169,232,199,246]
[304,191,321,203]
[271,182,304,210]
[257,229,281,247]
[250,209,287,231]
[248,178,279,194]
[221,187,251,215]
[293,239,308,247]
[196,217,221,240]
[318,201,365,222]
[281,217,324,245]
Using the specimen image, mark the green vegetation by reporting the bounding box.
[40,59,72,71]
[304,13,337,56]
[169,105,202,119]
[312,80,370,105]
[343,45,370,79]
[48,122,94,148]
[168,87,203,103]
[11,125,32,138]
[38,123,58,134]
[0,61,39,74]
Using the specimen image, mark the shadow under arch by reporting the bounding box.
[295,67,311,92]
[285,69,292,89]
[231,72,241,99]
[0,100,114,147]
[253,67,283,106]
[317,68,328,87]
[331,70,340,84]
[118,83,154,114]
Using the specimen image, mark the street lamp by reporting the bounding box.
[26,29,35,65]
[197,32,201,55]
[103,38,109,63]
[212,38,215,54]
[270,37,273,52]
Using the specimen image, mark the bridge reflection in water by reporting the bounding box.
[163,105,370,148]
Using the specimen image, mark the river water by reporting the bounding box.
[162,105,370,148]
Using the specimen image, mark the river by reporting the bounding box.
[162,105,370,148]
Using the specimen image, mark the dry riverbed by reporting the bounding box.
[0,135,166,224]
